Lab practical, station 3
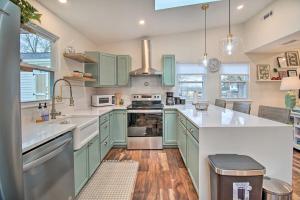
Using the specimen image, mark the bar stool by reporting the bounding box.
[258,105,290,124]
[215,99,226,108]
[232,102,251,114]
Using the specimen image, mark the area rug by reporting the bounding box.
[76,160,139,200]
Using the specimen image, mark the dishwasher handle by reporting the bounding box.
[23,138,72,172]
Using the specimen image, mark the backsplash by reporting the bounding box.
[95,76,176,104]
[21,85,95,125]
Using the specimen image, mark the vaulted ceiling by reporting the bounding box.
[39,0,275,46]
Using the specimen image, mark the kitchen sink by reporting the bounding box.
[54,116,99,150]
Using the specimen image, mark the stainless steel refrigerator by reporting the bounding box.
[0,0,23,200]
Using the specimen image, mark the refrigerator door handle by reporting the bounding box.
[0,8,9,16]
[23,138,72,172]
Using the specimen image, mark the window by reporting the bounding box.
[155,0,220,10]
[220,64,249,99]
[20,23,58,102]
[177,64,207,101]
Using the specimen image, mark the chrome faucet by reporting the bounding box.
[51,78,74,119]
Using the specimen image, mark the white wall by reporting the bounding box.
[22,0,97,124]
[97,24,296,115]
[244,0,300,52]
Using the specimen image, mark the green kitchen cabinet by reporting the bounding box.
[117,55,131,86]
[74,144,89,196]
[74,135,101,196]
[88,135,100,177]
[162,55,175,87]
[84,52,117,87]
[177,121,187,164]
[187,131,199,192]
[99,53,117,86]
[163,110,177,146]
[100,135,111,161]
[110,110,127,146]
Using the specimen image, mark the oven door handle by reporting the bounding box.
[127,110,163,114]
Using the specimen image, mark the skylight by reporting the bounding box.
[155,0,221,10]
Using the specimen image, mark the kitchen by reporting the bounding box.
[1,0,300,200]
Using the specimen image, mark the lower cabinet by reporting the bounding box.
[177,121,187,164]
[74,135,100,196]
[187,131,199,192]
[164,110,177,146]
[110,110,127,146]
[100,135,111,161]
[176,111,199,193]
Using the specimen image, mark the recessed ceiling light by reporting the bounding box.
[58,0,68,4]
[237,4,244,10]
[139,20,145,25]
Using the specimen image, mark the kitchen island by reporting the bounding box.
[165,104,293,200]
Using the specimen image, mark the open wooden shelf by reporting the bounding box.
[63,53,96,64]
[63,76,96,82]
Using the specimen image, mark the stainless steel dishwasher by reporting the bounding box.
[23,132,74,200]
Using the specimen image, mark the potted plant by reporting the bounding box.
[10,0,41,24]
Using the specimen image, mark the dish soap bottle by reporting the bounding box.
[43,103,49,121]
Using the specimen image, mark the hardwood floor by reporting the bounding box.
[105,148,300,200]
[105,148,198,200]
[294,150,300,199]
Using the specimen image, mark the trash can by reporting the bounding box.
[263,176,292,200]
[208,154,266,200]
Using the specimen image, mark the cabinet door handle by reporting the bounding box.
[104,142,108,145]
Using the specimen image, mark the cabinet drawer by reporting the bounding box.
[186,120,199,142]
[100,136,111,161]
[178,112,187,127]
[100,113,109,124]
[100,121,110,142]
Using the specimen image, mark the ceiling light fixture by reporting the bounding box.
[58,0,68,3]
[237,4,244,10]
[139,20,145,25]
[202,4,209,66]
[220,0,242,56]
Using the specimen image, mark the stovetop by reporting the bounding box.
[127,94,164,110]
[127,103,164,110]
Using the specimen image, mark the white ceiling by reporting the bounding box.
[39,0,275,46]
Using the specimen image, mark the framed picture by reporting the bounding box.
[287,69,297,77]
[277,57,288,68]
[286,51,300,66]
[257,64,271,80]
[278,71,288,78]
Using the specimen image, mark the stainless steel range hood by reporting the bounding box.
[130,39,162,76]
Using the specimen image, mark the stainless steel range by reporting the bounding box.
[127,94,164,149]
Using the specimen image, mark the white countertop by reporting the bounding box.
[22,105,127,153]
[22,104,289,153]
[165,104,289,128]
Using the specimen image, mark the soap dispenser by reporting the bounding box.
[36,103,43,123]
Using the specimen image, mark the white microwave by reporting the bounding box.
[91,95,115,107]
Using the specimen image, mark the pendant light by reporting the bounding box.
[220,0,241,56]
[202,4,209,66]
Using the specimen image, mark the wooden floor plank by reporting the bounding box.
[105,148,300,200]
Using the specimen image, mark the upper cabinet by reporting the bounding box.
[117,55,131,86]
[84,52,131,87]
[162,55,175,87]
[99,53,117,86]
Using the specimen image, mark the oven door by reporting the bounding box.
[127,110,163,149]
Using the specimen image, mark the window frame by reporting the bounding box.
[176,73,207,102]
[20,22,59,104]
[219,63,250,100]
